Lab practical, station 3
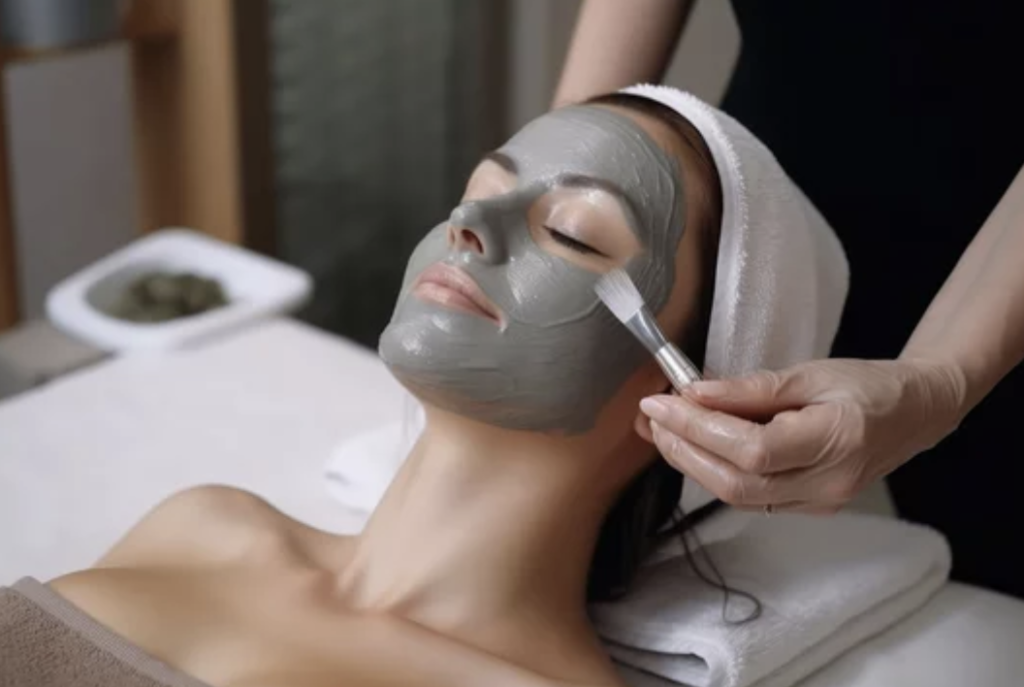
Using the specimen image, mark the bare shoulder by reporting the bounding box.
[95,484,290,569]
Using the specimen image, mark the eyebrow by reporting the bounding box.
[478,155,637,221]
[481,154,626,200]
[558,173,628,201]
[483,151,518,174]
[558,173,638,221]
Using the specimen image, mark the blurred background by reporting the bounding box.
[0,0,739,348]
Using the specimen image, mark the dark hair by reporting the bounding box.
[582,94,755,620]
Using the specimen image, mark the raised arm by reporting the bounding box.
[900,165,1024,411]
[553,0,694,108]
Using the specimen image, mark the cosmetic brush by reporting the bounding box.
[595,268,703,392]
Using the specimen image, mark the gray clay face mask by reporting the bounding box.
[378,106,686,433]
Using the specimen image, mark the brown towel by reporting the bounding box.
[0,578,210,687]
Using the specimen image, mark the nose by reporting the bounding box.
[447,201,503,263]
[449,226,484,255]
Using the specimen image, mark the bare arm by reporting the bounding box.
[552,0,695,108]
[902,164,1024,416]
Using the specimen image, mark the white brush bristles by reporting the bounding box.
[595,268,645,323]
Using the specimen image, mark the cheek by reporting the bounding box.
[397,224,448,294]
[623,246,675,319]
[479,228,602,327]
[503,248,600,326]
[654,235,705,346]
[576,357,666,452]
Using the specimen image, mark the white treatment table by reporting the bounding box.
[1,319,1022,686]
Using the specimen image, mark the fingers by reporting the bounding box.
[634,412,654,443]
[641,393,846,474]
[648,417,858,509]
[685,366,818,417]
[638,362,873,510]
[650,421,807,506]
[754,402,851,473]
[640,394,762,463]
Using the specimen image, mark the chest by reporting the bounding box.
[49,568,542,687]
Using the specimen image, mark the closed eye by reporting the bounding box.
[544,226,607,257]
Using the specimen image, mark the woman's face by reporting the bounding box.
[379,105,698,434]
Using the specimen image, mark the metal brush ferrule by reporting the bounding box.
[623,307,702,390]
[655,343,703,391]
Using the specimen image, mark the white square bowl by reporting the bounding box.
[46,228,313,353]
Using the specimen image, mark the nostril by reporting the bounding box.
[460,229,484,255]
[449,224,485,255]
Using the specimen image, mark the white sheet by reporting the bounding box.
[0,320,404,582]
[1,319,1023,687]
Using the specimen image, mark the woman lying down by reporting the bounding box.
[0,87,843,687]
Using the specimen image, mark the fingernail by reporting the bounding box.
[640,397,670,422]
[691,381,728,398]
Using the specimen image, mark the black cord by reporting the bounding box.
[671,500,763,625]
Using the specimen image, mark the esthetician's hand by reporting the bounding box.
[637,358,968,513]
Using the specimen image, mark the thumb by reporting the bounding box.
[684,366,816,418]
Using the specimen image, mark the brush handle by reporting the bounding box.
[655,343,703,392]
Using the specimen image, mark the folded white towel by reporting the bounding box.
[592,513,950,687]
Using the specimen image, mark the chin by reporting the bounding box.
[378,303,626,435]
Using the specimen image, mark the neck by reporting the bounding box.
[337,409,629,678]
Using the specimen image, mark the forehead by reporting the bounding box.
[497,106,681,244]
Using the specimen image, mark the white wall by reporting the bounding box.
[5,42,137,319]
[506,0,740,132]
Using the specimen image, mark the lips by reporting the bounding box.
[412,263,504,325]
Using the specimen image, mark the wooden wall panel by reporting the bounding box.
[132,0,243,245]
[0,0,270,331]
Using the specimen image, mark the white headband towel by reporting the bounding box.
[618,85,848,546]
[620,84,848,379]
